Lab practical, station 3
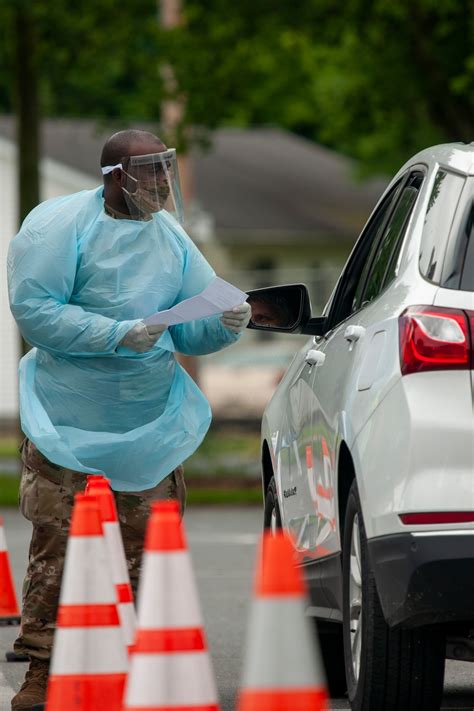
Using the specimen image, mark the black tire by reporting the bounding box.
[263,476,282,532]
[342,481,445,711]
[313,620,347,698]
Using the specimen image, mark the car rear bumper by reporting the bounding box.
[368,532,474,628]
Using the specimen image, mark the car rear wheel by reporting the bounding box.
[342,480,445,711]
[263,476,282,533]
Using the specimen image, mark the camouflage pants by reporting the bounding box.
[14,439,186,661]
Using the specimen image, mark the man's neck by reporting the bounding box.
[104,202,134,220]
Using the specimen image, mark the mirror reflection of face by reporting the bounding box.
[249,298,292,328]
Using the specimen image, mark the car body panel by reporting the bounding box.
[355,370,474,539]
[279,356,319,550]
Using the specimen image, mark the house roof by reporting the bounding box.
[193,128,387,241]
[0,116,387,243]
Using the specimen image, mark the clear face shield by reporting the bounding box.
[104,149,184,223]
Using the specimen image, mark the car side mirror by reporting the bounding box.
[245,284,327,335]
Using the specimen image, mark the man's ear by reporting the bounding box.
[111,168,123,186]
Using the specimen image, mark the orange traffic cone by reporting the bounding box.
[85,475,136,652]
[237,532,328,711]
[0,516,21,625]
[45,494,128,711]
[122,499,220,711]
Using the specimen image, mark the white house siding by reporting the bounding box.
[0,138,20,420]
[0,137,97,422]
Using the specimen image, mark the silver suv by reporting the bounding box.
[246,143,474,710]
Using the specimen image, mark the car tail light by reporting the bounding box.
[400,512,474,525]
[399,306,472,375]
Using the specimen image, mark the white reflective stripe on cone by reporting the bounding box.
[137,552,202,628]
[119,602,136,647]
[103,521,130,583]
[60,537,116,604]
[241,598,326,688]
[51,627,128,674]
[125,652,217,707]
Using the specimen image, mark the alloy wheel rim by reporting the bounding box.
[349,513,363,680]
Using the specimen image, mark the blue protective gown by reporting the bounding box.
[7,187,240,491]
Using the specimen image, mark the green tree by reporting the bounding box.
[0,0,164,124]
[0,0,472,175]
[163,0,474,173]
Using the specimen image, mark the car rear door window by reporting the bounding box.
[351,203,394,312]
[354,171,423,310]
[361,187,419,306]
[326,179,403,329]
[419,170,466,284]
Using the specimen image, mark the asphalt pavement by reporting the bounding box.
[0,506,473,710]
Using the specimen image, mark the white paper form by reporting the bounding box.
[144,276,248,327]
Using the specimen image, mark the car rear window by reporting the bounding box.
[419,170,465,285]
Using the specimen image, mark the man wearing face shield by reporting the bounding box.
[106,147,183,221]
[7,129,251,710]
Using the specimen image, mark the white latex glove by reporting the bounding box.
[119,322,167,353]
[220,302,252,334]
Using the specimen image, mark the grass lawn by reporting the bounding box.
[0,426,263,507]
[0,437,20,459]
[0,474,261,507]
[194,428,261,459]
[0,475,20,507]
[0,428,261,462]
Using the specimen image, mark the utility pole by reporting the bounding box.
[11,2,41,442]
[14,2,40,357]
[15,4,40,226]
[160,0,200,384]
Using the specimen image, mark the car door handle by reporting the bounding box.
[305,349,326,366]
[344,325,366,343]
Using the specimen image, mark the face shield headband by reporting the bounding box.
[102,148,184,224]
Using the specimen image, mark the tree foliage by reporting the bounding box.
[0,0,472,174]
[0,0,163,121]
[166,0,474,173]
